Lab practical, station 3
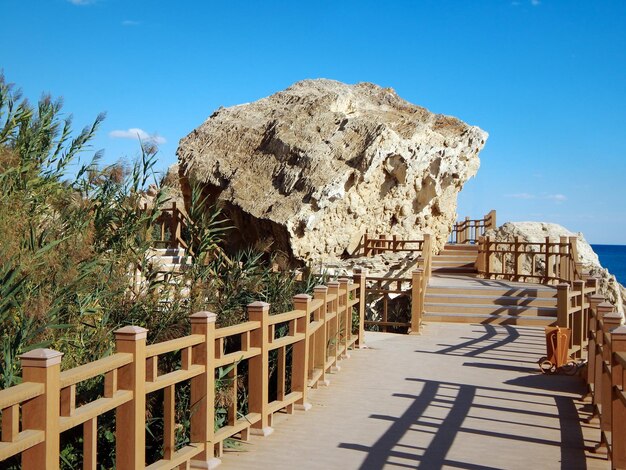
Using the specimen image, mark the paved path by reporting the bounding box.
[221,323,607,469]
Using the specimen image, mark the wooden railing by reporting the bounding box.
[555,277,597,358]
[147,201,192,252]
[581,292,626,467]
[476,235,582,285]
[361,234,432,335]
[449,209,496,244]
[0,274,366,469]
[362,233,424,256]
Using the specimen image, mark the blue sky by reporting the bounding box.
[1,0,625,243]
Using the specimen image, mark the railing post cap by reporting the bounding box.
[338,278,350,284]
[314,285,328,292]
[557,283,570,290]
[190,311,217,323]
[247,301,270,310]
[19,348,63,368]
[589,293,605,303]
[353,267,368,276]
[611,325,626,336]
[114,325,148,340]
[598,302,615,311]
[603,311,622,322]
[293,293,312,301]
[327,281,340,288]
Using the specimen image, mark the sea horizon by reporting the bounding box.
[591,244,626,285]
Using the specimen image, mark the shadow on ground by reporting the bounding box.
[339,324,591,469]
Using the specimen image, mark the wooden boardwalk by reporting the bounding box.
[221,323,607,469]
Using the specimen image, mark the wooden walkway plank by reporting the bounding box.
[220,325,607,469]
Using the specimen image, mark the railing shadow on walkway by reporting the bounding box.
[338,376,592,470]
[414,324,545,362]
[336,324,604,470]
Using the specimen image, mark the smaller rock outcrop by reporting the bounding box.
[486,222,626,314]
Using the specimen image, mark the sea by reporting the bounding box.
[591,245,626,285]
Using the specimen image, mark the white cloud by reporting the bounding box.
[122,20,140,26]
[68,0,96,5]
[109,128,166,145]
[546,194,567,202]
[505,193,567,203]
[531,0,541,5]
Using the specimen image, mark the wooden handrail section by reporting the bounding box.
[0,273,368,469]
[581,298,626,468]
[449,209,496,244]
[476,235,581,285]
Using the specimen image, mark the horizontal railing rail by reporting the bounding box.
[362,233,424,256]
[0,274,367,469]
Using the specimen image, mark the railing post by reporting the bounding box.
[595,302,614,415]
[292,294,312,411]
[514,236,523,281]
[611,325,626,468]
[486,236,494,278]
[248,301,273,435]
[338,278,351,358]
[602,310,622,440]
[587,294,605,391]
[544,237,555,284]
[313,285,330,385]
[353,268,367,348]
[20,349,63,470]
[568,236,579,279]
[327,281,341,369]
[410,269,424,335]
[556,283,570,328]
[487,209,496,230]
[423,234,432,279]
[115,326,148,470]
[572,280,586,358]
[189,311,220,469]
[460,216,467,243]
[475,236,484,274]
[559,236,568,282]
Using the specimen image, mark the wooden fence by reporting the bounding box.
[146,202,190,252]
[361,235,432,334]
[362,233,424,256]
[476,235,582,285]
[555,277,597,358]
[0,274,366,469]
[449,210,496,244]
[581,292,626,467]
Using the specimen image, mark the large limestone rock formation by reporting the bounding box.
[486,222,626,314]
[177,79,487,264]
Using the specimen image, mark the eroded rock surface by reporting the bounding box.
[486,222,626,314]
[177,79,487,264]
